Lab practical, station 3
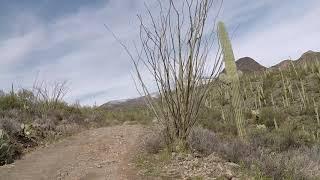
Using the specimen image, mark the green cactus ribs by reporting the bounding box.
[218,21,246,140]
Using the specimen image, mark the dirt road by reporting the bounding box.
[0,125,144,180]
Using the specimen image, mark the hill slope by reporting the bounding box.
[236,57,266,73]
[272,50,320,69]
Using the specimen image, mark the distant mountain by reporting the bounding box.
[100,93,158,109]
[101,97,146,109]
[236,57,267,73]
[221,57,266,74]
[272,50,320,69]
[297,50,320,64]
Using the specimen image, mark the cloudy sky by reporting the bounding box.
[0,0,319,105]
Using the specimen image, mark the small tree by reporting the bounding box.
[126,0,223,151]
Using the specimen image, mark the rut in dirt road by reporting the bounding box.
[0,125,144,180]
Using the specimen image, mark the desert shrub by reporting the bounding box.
[188,127,219,155]
[258,107,286,129]
[0,130,14,165]
[285,105,302,116]
[220,139,255,163]
[16,89,36,112]
[142,127,165,154]
[186,127,320,179]
[188,127,254,162]
[84,109,111,127]
[249,127,315,152]
[0,128,23,165]
[0,94,23,111]
[220,137,320,179]
[0,118,21,136]
[33,117,57,131]
[299,105,316,116]
[0,87,124,166]
[141,122,320,179]
[198,107,238,137]
[252,147,320,180]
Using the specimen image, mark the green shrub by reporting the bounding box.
[0,95,23,111]
[198,106,238,137]
[258,107,285,129]
[0,129,13,165]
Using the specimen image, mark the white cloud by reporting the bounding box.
[225,0,320,66]
[0,0,319,105]
[0,30,44,66]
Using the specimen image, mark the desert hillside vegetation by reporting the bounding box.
[136,51,320,179]
[0,82,152,166]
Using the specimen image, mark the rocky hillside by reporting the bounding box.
[272,50,320,69]
[236,57,266,73]
[236,50,320,72]
[297,50,320,64]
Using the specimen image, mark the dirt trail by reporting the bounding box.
[0,125,144,180]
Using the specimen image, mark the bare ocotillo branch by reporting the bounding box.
[115,0,224,151]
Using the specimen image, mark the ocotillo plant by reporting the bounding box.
[218,22,246,140]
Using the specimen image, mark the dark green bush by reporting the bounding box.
[0,95,23,111]
[258,107,286,129]
[0,130,14,165]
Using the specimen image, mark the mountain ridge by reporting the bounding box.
[101,50,320,108]
[272,50,320,69]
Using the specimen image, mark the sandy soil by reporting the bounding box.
[0,125,145,180]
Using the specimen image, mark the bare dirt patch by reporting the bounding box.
[0,125,144,180]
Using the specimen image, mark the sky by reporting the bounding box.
[0,0,319,105]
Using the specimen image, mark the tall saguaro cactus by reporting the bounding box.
[218,22,246,140]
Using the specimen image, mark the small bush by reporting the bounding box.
[258,107,286,129]
[188,127,219,155]
[0,94,23,111]
[198,108,238,137]
[0,118,21,136]
[0,130,14,165]
[253,146,320,180]
[142,127,165,154]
